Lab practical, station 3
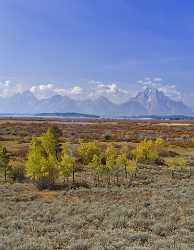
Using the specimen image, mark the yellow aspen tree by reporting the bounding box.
[116,153,128,180]
[105,143,117,185]
[0,145,9,181]
[26,136,45,180]
[90,154,104,186]
[76,141,99,165]
[60,145,76,183]
[132,139,158,162]
[41,129,59,184]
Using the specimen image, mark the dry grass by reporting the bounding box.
[1,161,194,249]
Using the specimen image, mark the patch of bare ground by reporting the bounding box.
[157,123,193,126]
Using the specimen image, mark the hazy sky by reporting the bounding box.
[0,0,194,104]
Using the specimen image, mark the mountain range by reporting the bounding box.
[0,87,193,116]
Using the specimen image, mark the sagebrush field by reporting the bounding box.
[1,118,194,250]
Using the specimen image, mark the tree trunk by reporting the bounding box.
[4,168,7,181]
[72,170,75,183]
[189,167,192,177]
[97,174,100,186]
[125,166,128,179]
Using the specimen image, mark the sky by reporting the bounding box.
[0,0,194,104]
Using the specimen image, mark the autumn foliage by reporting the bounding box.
[1,126,189,188]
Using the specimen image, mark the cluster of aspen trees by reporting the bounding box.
[26,128,166,186]
[0,127,189,185]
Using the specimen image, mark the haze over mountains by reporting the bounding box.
[0,87,193,117]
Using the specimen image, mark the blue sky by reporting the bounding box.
[0,0,194,104]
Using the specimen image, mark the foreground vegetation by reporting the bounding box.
[0,118,194,249]
[1,170,194,250]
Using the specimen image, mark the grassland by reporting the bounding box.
[1,118,194,249]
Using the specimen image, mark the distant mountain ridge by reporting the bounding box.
[0,87,192,116]
[36,112,100,118]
